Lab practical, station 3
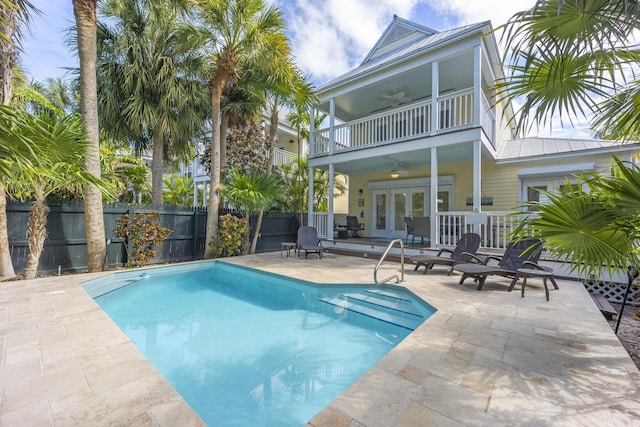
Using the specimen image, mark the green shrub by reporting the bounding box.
[211,214,249,258]
[114,212,172,267]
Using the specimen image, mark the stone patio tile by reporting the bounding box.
[486,383,564,424]
[50,373,178,426]
[0,398,51,426]
[395,401,466,427]
[413,374,490,425]
[148,398,207,427]
[307,405,354,427]
[4,341,40,366]
[330,366,420,427]
[85,359,160,396]
[5,323,67,349]
[2,365,87,413]
[0,356,42,386]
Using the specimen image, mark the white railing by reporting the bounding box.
[436,211,522,250]
[273,148,298,166]
[310,211,520,248]
[310,212,330,238]
[437,89,473,130]
[481,94,496,147]
[312,88,478,155]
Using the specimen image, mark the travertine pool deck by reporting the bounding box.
[2,252,640,426]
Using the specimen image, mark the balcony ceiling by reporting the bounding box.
[317,52,474,122]
[322,141,482,176]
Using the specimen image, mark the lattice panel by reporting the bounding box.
[583,280,640,306]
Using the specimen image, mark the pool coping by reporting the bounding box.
[2,252,640,425]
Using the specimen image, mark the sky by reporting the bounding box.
[20,0,588,138]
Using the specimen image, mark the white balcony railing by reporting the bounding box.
[312,88,484,155]
[273,148,299,166]
[436,211,519,250]
[311,211,521,251]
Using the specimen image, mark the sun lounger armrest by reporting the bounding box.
[522,261,552,272]
[483,255,502,266]
[437,248,454,257]
[459,252,485,264]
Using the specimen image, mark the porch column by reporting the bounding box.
[329,98,335,154]
[309,107,315,156]
[431,61,439,134]
[472,140,482,234]
[430,147,438,245]
[307,165,314,228]
[473,44,481,127]
[328,163,335,241]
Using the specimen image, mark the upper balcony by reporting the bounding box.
[310,88,495,157]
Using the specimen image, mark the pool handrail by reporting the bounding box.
[374,239,405,285]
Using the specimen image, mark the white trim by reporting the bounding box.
[368,175,454,190]
[517,162,595,177]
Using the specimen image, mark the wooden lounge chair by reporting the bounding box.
[411,232,481,275]
[453,239,547,290]
[345,216,364,238]
[297,226,324,258]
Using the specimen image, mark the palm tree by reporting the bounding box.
[500,1,640,328]
[191,0,289,259]
[223,168,282,254]
[73,0,106,272]
[163,174,194,207]
[496,0,640,137]
[97,0,210,206]
[4,110,106,279]
[0,0,37,279]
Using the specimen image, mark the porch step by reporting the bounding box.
[319,291,425,330]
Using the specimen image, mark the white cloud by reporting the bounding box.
[427,0,535,27]
[284,0,419,83]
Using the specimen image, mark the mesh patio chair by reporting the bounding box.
[297,226,324,259]
[411,232,481,275]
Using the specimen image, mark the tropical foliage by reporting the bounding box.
[163,174,194,207]
[222,167,282,254]
[496,0,640,137]
[97,0,210,205]
[114,211,172,267]
[1,108,107,279]
[210,213,249,258]
[501,1,640,284]
[191,0,291,258]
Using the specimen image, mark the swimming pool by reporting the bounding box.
[82,261,435,426]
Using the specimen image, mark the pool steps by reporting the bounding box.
[319,289,426,331]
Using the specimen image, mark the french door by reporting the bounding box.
[371,184,452,239]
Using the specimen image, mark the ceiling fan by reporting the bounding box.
[390,163,409,179]
[381,90,411,107]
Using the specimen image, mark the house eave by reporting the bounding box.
[317,21,492,97]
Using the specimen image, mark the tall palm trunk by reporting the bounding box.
[220,113,230,178]
[249,207,264,254]
[248,99,280,254]
[204,76,226,259]
[0,8,17,279]
[151,135,165,206]
[74,0,106,272]
[0,187,15,279]
[22,187,48,280]
[0,6,15,105]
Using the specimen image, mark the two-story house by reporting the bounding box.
[307,15,640,249]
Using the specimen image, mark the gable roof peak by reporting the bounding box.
[361,15,439,65]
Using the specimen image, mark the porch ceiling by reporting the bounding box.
[319,141,482,176]
[317,52,474,122]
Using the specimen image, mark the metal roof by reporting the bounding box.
[497,137,639,161]
[319,21,490,92]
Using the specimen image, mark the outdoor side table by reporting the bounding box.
[515,267,559,301]
[281,242,296,257]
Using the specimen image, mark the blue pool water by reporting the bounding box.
[83,261,435,426]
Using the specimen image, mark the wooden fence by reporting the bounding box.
[7,200,299,275]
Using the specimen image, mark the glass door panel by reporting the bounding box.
[371,190,387,237]
[391,190,407,238]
